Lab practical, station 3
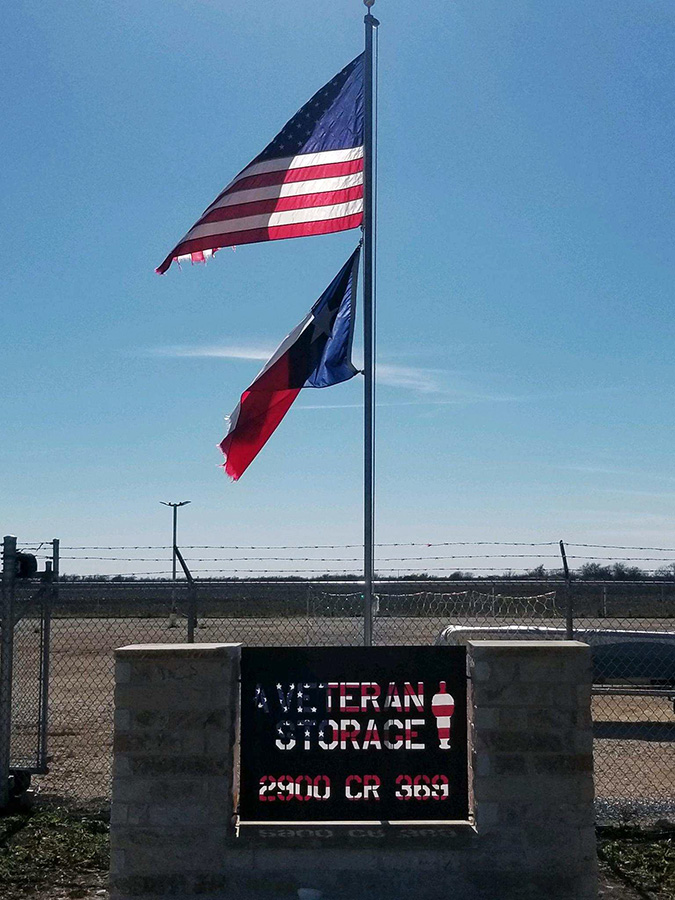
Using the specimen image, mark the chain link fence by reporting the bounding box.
[11,582,50,773]
[574,585,675,825]
[4,573,674,824]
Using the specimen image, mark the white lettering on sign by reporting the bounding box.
[362,719,382,750]
[406,719,425,750]
[319,720,338,751]
[297,682,317,715]
[345,774,381,800]
[383,718,404,750]
[340,683,361,713]
[257,774,448,804]
[403,683,425,711]
[384,683,402,710]
[259,680,455,753]
[276,721,296,751]
[360,682,381,711]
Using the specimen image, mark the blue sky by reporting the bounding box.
[3,0,675,577]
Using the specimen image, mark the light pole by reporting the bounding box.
[160,501,190,622]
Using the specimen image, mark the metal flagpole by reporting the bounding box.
[363,0,379,646]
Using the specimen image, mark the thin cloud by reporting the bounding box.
[147,343,272,361]
[147,343,457,394]
[296,402,364,410]
[568,509,675,528]
[551,463,675,485]
[376,364,447,394]
[597,488,675,500]
[297,397,517,411]
[145,342,614,406]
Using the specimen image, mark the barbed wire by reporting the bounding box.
[18,537,675,581]
[566,542,675,552]
[58,553,675,564]
[55,540,675,555]
[59,540,561,551]
[567,555,675,563]
[60,553,563,562]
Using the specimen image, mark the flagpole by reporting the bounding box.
[363,0,379,647]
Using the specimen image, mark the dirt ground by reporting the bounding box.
[17,872,108,900]
[9,615,675,810]
[599,865,652,899]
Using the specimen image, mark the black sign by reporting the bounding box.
[239,646,468,821]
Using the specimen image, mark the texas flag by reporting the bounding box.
[219,247,361,480]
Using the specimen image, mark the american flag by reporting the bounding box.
[156,54,364,274]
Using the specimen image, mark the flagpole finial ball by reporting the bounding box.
[364,0,376,7]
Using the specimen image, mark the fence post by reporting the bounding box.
[305,585,311,646]
[172,545,196,642]
[187,583,197,643]
[0,535,17,809]
[37,540,57,771]
[559,540,574,640]
[565,586,574,639]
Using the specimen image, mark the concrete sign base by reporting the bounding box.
[110,641,597,900]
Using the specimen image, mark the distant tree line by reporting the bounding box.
[56,563,675,583]
[576,562,675,581]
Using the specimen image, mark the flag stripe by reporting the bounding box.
[220,159,364,197]
[185,199,364,241]
[208,172,364,212]
[171,214,364,260]
[225,146,364,187]
[236,312,314,399]
[220,389,301,481]
[176,248,215,266]
[201,186,363,226]
[157,171,363,273]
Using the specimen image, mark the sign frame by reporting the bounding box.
[239,646,469,822]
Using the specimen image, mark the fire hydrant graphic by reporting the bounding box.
[431,681,455,750]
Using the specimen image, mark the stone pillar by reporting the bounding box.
[109,643,240,900]
[468,640,597,899]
